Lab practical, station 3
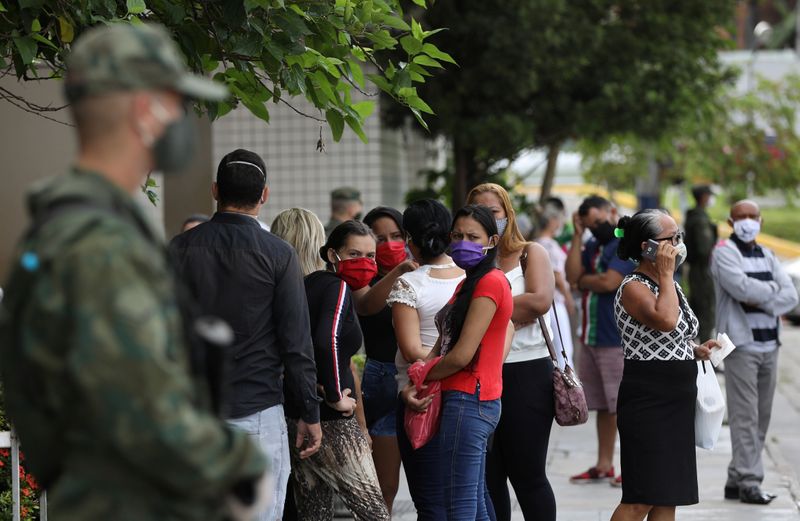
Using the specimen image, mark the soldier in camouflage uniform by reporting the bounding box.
[684,185,718,341]
[0,24,268,520]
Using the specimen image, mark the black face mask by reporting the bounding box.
[153,112,197,174]
[590,221,616,244]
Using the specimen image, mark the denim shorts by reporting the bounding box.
[362,359,398,436]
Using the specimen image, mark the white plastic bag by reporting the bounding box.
[695,360,725,449]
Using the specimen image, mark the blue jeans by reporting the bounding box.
[397,396,446,520]
[226,404,290,521]
[440,389,501,521]
[362,359,398,436]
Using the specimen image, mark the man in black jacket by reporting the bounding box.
[684,184,718,341]
[170,149,321,521]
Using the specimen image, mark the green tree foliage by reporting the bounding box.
[397,0,735,207]
[683,74,800,201]
[0,0,451,142]
[581,74,800,203]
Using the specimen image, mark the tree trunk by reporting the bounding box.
[452,140,477,211]
[636,147,661,210]
[539,142,561,205]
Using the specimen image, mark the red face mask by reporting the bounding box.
[375,241,407,272]
[335,256,378,290]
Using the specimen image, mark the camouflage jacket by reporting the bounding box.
[0,168,266,520]
[684,206,717,267]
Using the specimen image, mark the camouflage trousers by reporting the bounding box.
[286,415,390,521]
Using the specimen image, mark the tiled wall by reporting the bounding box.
[211,93,438,226]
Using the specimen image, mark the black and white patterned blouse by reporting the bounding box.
[614,272,699,361]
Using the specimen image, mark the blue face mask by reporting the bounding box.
[496,218,508,237]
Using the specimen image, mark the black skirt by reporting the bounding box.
[617,359,698,506]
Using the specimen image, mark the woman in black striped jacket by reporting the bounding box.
[284,220,390,521]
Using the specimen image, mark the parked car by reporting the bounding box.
[783,258,800,325]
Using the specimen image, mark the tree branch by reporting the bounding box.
[336,64,378,97]
[356,43,385,74]
[252,71,328,123]
[0,85,69,112]
[277,97,326,122]
[0,95,73,126]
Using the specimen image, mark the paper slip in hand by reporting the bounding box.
[710,332,736,367]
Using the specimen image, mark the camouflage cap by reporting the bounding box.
[331,187,362,202]
[64,23,228,103]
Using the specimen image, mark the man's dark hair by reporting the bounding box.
[691,185,712,204]
[216,149,267,208]
[578,195,611,217]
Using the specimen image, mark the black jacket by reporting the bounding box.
[289,270,363,421]
[169,212,320,423]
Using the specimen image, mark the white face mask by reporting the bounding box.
[733,218,761,243]
[674,243,687,271]
[496,218,508,237]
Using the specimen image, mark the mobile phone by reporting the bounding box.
[642,239,659,261]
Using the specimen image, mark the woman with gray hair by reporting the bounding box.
[610,209,719,521]
[535,203,575,367]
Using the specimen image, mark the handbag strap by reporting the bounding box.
[550,299,571,364]
[538,315,558,365]
[538,301,571,367]
[519,246,570,367]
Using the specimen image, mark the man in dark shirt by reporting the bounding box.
[684,184,718,341]
[170,149,321,520]
[566,195,635,487]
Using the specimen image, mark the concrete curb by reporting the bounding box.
[766,434,800,513]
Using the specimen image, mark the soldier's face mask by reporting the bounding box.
[144,96,197,174]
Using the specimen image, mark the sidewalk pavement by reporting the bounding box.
[390,323,800,520]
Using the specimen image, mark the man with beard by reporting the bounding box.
[566,195,635,488]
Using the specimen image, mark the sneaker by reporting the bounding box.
[610,475,622,488]
[569,466,615,484]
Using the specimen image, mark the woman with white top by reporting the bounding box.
[387,199,464,520]
[535,202,575,368]
[468,183,557,521]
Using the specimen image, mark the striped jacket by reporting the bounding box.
[710,236,798,348]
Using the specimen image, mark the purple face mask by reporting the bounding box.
[450,240,490,270]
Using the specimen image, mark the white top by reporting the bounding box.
[387,264,465,388]
[535,236,567,305]
[505,265,552,363]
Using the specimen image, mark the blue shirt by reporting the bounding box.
[580,237,636,347]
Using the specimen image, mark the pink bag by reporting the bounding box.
[404,356,443,449]
[539,314,589,426]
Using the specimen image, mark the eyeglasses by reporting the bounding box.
[653,231,684,246]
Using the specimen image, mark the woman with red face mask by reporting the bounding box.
[358,206,416,512]
[286,220,390,520]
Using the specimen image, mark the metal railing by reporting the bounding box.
[1,430,47,521]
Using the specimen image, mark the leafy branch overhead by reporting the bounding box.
[0,0,454,142]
